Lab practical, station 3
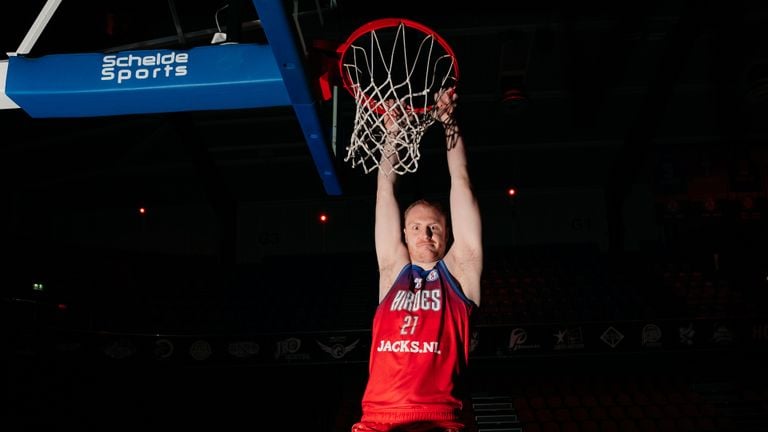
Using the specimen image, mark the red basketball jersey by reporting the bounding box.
[360,260,477,424]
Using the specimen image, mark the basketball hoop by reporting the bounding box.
[337,18,459,175]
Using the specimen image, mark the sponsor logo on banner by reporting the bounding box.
[642,324,663,348]
[508,328,541,351]
[679,322,695,346]
[154,338,174,359]
[753,323,768,342]
[316,337,360,359]
[103,337,136,359]
[711,323,733,346]
[189,339,212,361]
[600,326,624,348]
[228,341,260,359]
[553,327,585,350]
[275,337,310,361]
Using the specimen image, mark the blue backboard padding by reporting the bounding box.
[6,43,291,118]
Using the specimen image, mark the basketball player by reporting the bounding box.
[351,87,482,432]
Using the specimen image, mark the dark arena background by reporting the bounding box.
[2,1,768,431]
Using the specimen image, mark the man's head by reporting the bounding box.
[403,199,450,264]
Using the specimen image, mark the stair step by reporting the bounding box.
[476,427,523,432]
[473,395,514,400]
[476,414,518,423]
[473,402,515,411]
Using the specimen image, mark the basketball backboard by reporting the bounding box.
[1,0,344,197]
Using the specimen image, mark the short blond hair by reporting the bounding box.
[404,199,446,220]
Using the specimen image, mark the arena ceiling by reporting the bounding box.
[1,0,766,208]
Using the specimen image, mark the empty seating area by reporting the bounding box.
[510,375,732,432]
[469,351,768,432]
[477,245,761,327]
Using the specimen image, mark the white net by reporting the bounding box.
[340,20,458,175]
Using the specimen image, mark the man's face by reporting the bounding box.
[403,203,447,263]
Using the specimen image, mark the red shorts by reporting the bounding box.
[351,420,465,432]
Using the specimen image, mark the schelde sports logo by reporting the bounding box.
[101,51,189,84]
